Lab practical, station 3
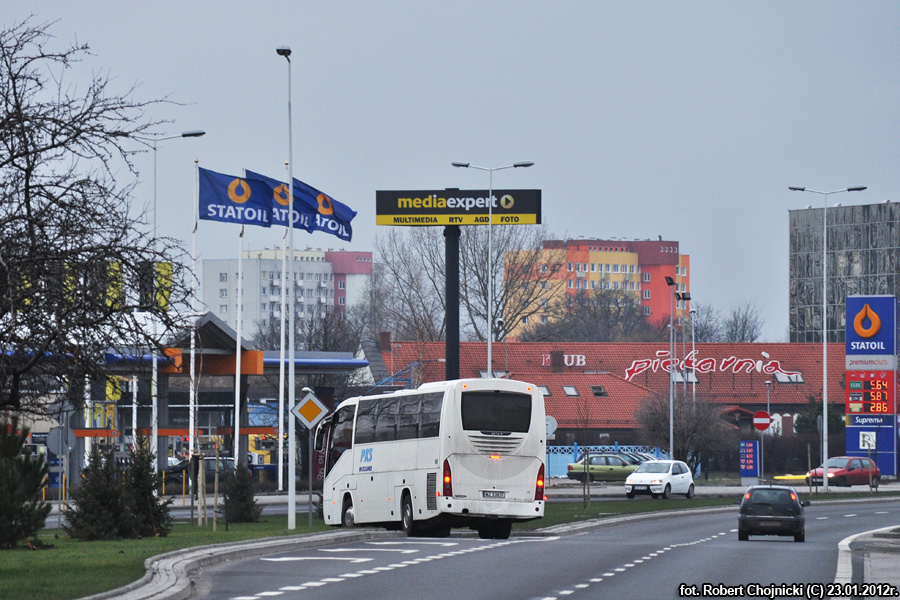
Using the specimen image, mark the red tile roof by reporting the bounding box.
[376,341,849,430]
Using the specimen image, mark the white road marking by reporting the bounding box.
[278,586,304,591]
[844,514,857,517]
[367,540,457,547]
[262,557,371,563]
[257,592,284,597]
[320,548,417,554]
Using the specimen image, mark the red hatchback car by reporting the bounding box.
[805,456,880,488]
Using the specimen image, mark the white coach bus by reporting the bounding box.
[317,378,546,539]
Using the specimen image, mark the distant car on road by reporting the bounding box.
[624,459,694,499]
[567,453,639,482]
[805,456,880,488]
[736,485,809,542]
[162,456,236,487]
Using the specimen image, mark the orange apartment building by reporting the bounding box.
[507,237,690,337]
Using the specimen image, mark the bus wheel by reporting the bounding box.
[341,498,354,528]
[401,494,418,536]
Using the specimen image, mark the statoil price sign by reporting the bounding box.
[844,295,897,477]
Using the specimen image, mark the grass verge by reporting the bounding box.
[1,490,897,600]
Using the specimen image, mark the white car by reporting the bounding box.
[624,460,695,499]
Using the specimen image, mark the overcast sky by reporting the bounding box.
[8,2,900,341]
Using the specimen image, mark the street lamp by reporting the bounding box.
[789,185,866,491]
[689,308,696,404]
[134,130,205,468]
[277,45,299,530]
[451,161,534,375]
[676,291,691,396]
[665,275,677,458]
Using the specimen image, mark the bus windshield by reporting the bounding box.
[461,391,531,433]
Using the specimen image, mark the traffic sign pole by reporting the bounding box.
[753,411,771,482]
[289,389,328,530]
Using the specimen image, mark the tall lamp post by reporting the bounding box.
[676,291,691,396]
[451,161,534,375]
[134,130,205,467]
[665,275,678,458]
[689,308,696,403]
[276,45,299,530]
[788,185,866,491]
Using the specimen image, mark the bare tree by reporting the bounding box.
[520,288,662,342]
[0,19,191,415]
[722,300,764,343]
[372,228,446,342]
[689,302,724,343]
[366,224,562,343]
[636,391,730,473]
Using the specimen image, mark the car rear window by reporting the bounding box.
[749,489,793,504]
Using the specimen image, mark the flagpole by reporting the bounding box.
[189,159,198,465]
[278,163,288,492]
[234,224,244,463]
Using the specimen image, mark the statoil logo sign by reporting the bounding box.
[845,296,896,356]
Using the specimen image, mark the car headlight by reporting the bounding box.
[650,479,662,485]
[625,478,633,485]
[827,472,834,478]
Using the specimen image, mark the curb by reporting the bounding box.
[77,529,401,600]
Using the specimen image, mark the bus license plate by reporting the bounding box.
[483,490,506,499]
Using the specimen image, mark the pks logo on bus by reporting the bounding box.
[359,448,373,472]
[846,296,896,355]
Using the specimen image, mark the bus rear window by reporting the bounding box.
[461,392,531,433]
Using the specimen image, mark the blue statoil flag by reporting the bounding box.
[198,167,272,228]
[245,170,355,242]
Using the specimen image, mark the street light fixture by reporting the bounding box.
[451,161,534,375]
[665,275,677,458]
[134,129,205,469]
[789,185,866,491]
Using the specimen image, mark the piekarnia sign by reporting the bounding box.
[623,351,800,382]
[375,189,541,226]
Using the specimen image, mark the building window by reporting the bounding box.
[338,281,346,290]
[521,316,529,324]
[590,385,608,397]
[537,386,551,396]
[261,287,267,296]
[612,264,619,273]
[643,306,651,316]
[261,303,267,312]
[643,290,651,299]
[540,264,548,273]
[219,289,228,298]
[567,262,573,272]
[590,263,596,272]
[261,271,267,280]
[219,273,228,282]
[643,273,651,283]
[562,386,578,397]
[339,297,346,305]
[540,315,548,323]
[219,305,228,313]
[567,280,573,289]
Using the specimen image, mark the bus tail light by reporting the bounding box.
[535,463,545,501]
[443,459,453,497]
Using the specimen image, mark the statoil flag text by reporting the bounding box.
[246,170,355,242]
[198,168,272,228]
[198,167,356,241]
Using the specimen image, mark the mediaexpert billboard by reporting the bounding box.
[375,189,541,226]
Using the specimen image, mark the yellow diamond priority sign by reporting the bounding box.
[291,391,328,428]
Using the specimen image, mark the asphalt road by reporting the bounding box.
[192,498,899,600]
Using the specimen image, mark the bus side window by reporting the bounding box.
[420,392,444,438]
[397,396,420,440]
[328,405,356,472]
[375,397,399,442]
[354,400,377,444]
